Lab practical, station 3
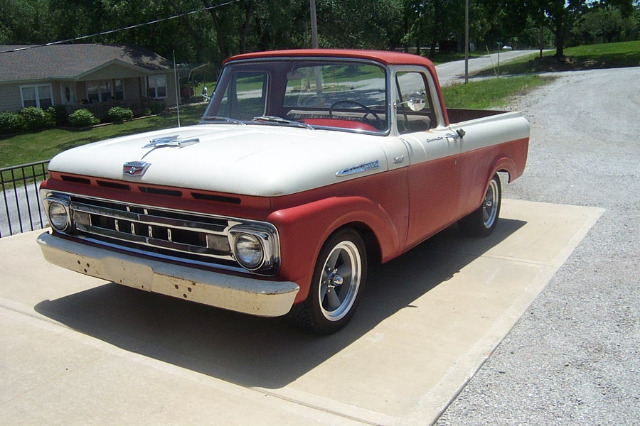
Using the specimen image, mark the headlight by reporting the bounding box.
[233,233,264,270]
[46,199,71,232]
[229,224,279,273]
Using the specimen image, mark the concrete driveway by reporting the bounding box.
[0,197,601,424]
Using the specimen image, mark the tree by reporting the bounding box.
[0,0,56,43]
[317,0,404,50]
[524,0,635,57]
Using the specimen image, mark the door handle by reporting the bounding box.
[445,132,460,141]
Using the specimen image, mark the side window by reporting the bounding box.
[395,72,435,134]
[20,84,53,108]
[148,75,167,99]
[219,72,268,120]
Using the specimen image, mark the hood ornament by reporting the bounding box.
[141,135,200,159]
[143,135,200,149]
[123,161,151,176]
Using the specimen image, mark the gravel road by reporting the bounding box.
[436,67,640,424]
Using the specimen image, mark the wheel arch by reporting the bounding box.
[331,221,382,266]
[269,196,401,303]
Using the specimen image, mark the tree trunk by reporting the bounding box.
[240,2,254,53]
[203,0,231,58]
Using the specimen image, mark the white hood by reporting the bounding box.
[48,124,391,196]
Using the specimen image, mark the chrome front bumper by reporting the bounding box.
[37,232,299,317]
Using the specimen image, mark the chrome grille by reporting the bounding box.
[67,195,241,267]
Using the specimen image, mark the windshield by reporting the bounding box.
[202,59,389,133]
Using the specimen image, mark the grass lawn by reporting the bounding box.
[477,40,640,75]
[0,103,207,169]
[442,75,553,109]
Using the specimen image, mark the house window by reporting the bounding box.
[148,75,167,98]
[114,79,124,100]
[86,79,124,103]
[20,84,53,109]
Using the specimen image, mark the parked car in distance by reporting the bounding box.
[38,49,529,334]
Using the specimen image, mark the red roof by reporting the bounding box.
[225,49,435,69]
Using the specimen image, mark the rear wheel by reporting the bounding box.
[289,229,367,334]
[459,174,501,237]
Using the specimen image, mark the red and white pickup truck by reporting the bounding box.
[38,50,529,333]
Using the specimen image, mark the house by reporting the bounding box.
[0,44,178,118]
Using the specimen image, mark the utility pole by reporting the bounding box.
[464,0,469,83]
[310,0,319,49]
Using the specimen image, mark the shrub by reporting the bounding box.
[108,106,134,123]
[149,102,165,115]
[19,106,56,130]
[50,105,69,126]
[68,109,100,128]
[0,112,27,135]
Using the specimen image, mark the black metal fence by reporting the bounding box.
[0,160,50,238]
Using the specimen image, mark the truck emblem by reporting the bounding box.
[123,161,151,176]
[336,160,379,177]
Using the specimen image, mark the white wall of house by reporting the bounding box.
[0,85,20,112]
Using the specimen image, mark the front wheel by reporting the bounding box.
[288,229,367,334]
[459,174,502,237]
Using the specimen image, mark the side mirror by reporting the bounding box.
[406,92,426,112]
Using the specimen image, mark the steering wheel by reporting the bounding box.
[329,100,383,129]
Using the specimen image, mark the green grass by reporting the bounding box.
[477,40,640,76]
[442,75,554,109]
[0,104,207,169]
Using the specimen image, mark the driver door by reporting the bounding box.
[396,70,461,248]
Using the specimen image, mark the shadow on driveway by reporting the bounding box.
[35,219,525,389]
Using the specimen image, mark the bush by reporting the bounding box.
[149,102,165,115]
[108,106,134,123]
[0,112,27,135]
[68,109,100,128]
[19,106,56,131]
[50,105,69,126]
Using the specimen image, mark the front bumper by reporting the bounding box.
[37,232,299,317]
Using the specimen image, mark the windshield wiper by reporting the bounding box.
[252,116,314,130]
[201,116,245,125]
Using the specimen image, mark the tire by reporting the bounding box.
[459,174,501,238]
[288,228,367,334]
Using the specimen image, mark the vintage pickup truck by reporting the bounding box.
[37,49,529,334]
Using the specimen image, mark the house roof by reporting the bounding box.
[0,44,171,83]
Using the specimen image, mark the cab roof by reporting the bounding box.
[224,49,436,69]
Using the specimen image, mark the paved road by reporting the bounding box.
[436,67,640,423]
[435,50,540,86]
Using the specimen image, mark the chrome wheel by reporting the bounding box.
[482,178,500,229]
[459,174,501,238]
[318,240,362,321]
[288,228,367,334]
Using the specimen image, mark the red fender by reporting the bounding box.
[269,196,405,302]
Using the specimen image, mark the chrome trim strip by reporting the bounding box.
[336,160,380,177]
[74,235,247,274]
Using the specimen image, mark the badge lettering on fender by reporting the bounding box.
[336,160,379,177]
